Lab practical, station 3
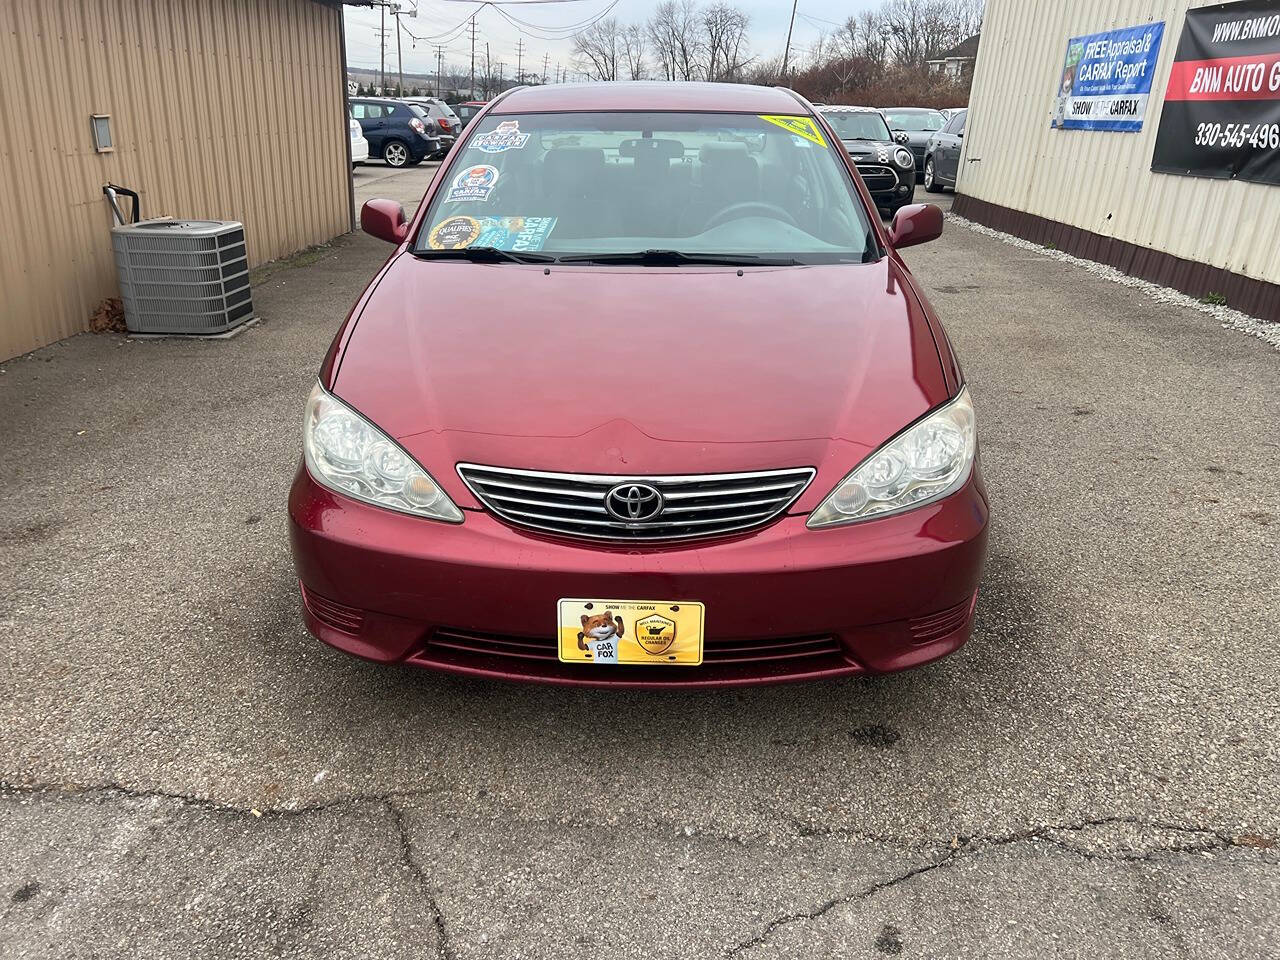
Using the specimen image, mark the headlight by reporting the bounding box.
[894,146,915,168]
[302,382,463,522]
[807,388,976,529]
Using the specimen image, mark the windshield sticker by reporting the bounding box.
[759,115,827,148]
[470,120,530,154]
[445,164,499,203]
[475,216,558,252]
[428,216,483,249]
[427,216,558,252]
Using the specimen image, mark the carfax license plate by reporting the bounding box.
[558,599,705,666]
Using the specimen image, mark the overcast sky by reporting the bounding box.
[344,0,881,80]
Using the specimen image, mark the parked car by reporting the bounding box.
[818,106,917,217]
[349,117,369,168]
[291,82,987,688]
[451,101,487,129]
[403,96,461,154]
[924,108,967,193]
[939,107,965,123]
[348,97,442,168]
[882,107,946,173]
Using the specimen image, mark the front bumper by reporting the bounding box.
[288,462,989,688]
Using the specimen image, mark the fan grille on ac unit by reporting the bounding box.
[111,219,254,334]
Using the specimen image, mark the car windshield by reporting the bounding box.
[414,111,878,265]
[884,110,944,132]
[820,111,891,142]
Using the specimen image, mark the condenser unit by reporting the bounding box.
[111,219,254,335]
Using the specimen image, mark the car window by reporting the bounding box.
[351,103,382,120]
[385,104,404,117]
[416,111,878,264]
[943,114,962,135]
[884,110,945,132]
[819,111,891,142]
[955,112,967,135]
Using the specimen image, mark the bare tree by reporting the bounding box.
[703,3,750,81]
[572,17,621,81]
[648,0,704,81]
[621,23,648,80]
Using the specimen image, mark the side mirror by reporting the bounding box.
[888,203,943,249]
[893,131,910,145]
[361,199,408,245]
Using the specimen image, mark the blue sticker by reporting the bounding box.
[445,164,499,202]
[474,216,558,252]
[471,120,531,154]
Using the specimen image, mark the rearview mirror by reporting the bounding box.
[361,199,408,245]
[888,203,943,249]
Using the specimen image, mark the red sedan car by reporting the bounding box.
[289,82,988,687]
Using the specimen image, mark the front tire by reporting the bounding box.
[924,158,944,194]
[383,140,409,168]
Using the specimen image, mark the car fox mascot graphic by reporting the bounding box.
[578,612,624,651]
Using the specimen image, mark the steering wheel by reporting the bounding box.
[703,201,799,232]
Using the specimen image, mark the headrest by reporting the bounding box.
[542,148,606,186]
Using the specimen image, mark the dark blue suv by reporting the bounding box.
[349,98,443,168]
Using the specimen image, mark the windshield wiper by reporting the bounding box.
[556,249,800,267]
[412,246,557,264]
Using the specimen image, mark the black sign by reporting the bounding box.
[1151,0,1280,184]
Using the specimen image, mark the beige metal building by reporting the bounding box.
[957,0,1280,322]
[0,0,364,361]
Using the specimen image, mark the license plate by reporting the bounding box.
[558,599,704,666]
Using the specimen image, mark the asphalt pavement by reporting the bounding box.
[1,164,1277,959]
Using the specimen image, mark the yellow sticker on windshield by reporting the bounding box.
[759,115,827,148]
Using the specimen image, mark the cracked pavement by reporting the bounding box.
[2,172,1278,958]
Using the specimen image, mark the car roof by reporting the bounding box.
[884,106,943,113]
[817,105,884,114]
[491,81,807,115]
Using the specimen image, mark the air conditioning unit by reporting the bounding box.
[111,219,254,335]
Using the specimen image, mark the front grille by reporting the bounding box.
[856,163,899,193]
[427,628,841,666]
[457,464,815,541]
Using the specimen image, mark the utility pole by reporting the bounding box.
[435,45,445,98]
[395,10,404,96]
[498,60,505,93]
[780,0,799,84]
[542,52,550,84]
[470,15,479,96]
[380,3,386,93]
[515,38,524,85]
[484,41,491,98]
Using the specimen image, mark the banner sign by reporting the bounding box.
[1151,0,1280,184]
[1052,22,1166,131]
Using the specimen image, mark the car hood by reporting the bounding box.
[333,255,950,510]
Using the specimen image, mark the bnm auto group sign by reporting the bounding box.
[1152,0,1280,185]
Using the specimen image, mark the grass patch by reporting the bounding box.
[1199,291,1228,307]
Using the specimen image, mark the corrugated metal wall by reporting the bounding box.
[0,0,351,361]
[961,0,1280,286]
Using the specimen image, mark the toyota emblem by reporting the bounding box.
[604,483,664,522]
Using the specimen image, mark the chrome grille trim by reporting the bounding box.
[457,463,817,541]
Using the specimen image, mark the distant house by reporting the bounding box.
[928,34,981,81]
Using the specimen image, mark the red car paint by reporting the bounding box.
[291,82,988,687]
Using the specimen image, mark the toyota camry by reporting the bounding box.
[288,82,989,687]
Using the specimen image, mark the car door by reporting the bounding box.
[941,112,966,184]
[352,102,386,155]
